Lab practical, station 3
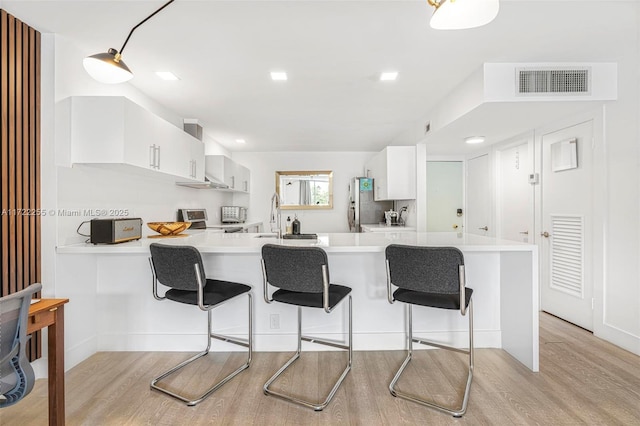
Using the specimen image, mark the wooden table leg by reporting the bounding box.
[48,305,65,426]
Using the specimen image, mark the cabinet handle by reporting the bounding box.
[155,146,161,169]
[478,226,488,231]
[244,180,248,192]
[231,176,235,189]
[192,160,196,178]
[149,145,155,168]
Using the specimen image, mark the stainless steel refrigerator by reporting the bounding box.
[348,177,393,232]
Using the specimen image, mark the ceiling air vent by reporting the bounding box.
[517,67,591,96]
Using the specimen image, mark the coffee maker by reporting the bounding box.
[385,210,399,226]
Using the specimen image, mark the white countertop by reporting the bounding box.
[204,221,263,229]
[57,231,535,254]
[361,224,416,232]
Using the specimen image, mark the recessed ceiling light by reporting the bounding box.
[155,71,179,81]
[465,136,485,144]
[235,139,246,144]
[380,72,398,81]
[270,71,288,81]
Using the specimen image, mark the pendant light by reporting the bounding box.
[83,0,175,84]
[427,0,500,30]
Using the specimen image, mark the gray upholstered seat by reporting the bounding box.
[261,244,352,411]
[385,244,474,418]
[165,279,250,306]
[0,282,42,408]
[271,285,351,309]
[148,243,252,406]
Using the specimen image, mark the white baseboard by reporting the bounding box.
[33,335,98,379]
[97,330,500,353]
[32,330,501,379]
[596,324,640,356]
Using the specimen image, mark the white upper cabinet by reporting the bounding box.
[189,138,205,181]
[67,96,203,182]
[236,163,250,193]
[365,146,416,200]
[205,155,251,193]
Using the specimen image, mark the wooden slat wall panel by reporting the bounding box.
[1,9,42,360]
[1,10,7,295]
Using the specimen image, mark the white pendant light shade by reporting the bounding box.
[83,48,133,84]
[430,0,500,30]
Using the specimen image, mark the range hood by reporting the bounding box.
[204,173,229,189]
[176,174,229,189]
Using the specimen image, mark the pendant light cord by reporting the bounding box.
[119,0,175,55]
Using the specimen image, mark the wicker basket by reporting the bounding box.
[147,222,191,236]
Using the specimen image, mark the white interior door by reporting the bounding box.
[540,121,593,330]
[466,154,491,235]
[498,140,533,243]
[426,161,463,231]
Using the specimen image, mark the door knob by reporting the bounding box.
[452,224,459,229]
[478,226,488,231]
[519,231,529,235]
[541,231,551,238]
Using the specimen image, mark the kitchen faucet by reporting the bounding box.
[270,192,282,238]
[399,206,408,225]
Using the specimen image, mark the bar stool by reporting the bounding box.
[385,244,474,417]
[148,243,252,406]
[260,244,352,411]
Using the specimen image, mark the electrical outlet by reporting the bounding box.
[270,314,280,329]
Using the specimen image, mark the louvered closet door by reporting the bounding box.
[540,121,593,331]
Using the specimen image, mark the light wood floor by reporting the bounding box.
[2,313,639,425]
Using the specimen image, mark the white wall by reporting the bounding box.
[34,35,236,375]
[232,151,377,233]
[410,3,640,357]
[51,35,234,246]
[32,3,640,369]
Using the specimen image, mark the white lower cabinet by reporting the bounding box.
[66,96,203,182]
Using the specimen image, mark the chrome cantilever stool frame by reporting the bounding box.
[261,244,352,411]
[385,244,474,417]
[148,243,252,406]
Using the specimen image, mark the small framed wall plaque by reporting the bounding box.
[551,138,578,172]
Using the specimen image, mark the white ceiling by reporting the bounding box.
[1,0,632,153]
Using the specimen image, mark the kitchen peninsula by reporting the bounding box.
[56,231,538,372]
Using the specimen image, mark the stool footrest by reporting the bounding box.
[211,332,250,348]
[301,335,349,350]
[412,337,470,355]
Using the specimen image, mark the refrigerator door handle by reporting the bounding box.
[348,205,356,231]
